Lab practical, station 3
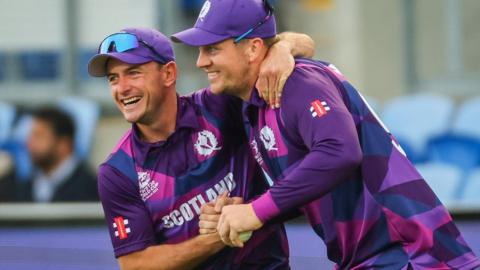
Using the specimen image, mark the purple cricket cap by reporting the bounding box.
[171,0,276,46]
[88,27,175,77]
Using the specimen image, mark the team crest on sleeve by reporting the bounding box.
[194,130,221,156]
[310,100,330,118]
[113,216,131,240]
[260,126,278,152]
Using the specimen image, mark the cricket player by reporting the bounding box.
[171,0,480,268]
[88,27,313,270]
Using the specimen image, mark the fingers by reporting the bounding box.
[199,228,217,234]
[199,213,220,223]
[200,202,217,214]
[276,74,288,108]
[263,76,271,104]
[198,216,219,235]
[214,192,229,213]
[270,74,279,108]
[256,77,266,99]
[217,214,234,247]
[229,228,243,248]
[230,196,244,205]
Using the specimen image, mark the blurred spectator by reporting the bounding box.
[15,107,98,202]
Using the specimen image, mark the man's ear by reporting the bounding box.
[162,61,177,87]
[245,38,267,63]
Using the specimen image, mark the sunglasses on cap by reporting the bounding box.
[234,0,275,43]
[98,32,168,63]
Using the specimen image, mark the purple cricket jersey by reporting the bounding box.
[98,89,290,270]
[244,58,480,269]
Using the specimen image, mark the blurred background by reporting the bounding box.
[0,0,479,269]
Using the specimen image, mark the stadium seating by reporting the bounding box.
[426,134,480,175]
[17,51,60,81]
[78,49,97,81]
[426,134,480,197]
[0,140,32,181]
[416,162,462,205]
[452,96,480,138]
[8,114,34,181]
[461,168,480,203]
[0,102,16,144]
[57,96,100,160]
[382,92,454,163]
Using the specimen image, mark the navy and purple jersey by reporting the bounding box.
[243,59,480,269]
[98,89,289,270]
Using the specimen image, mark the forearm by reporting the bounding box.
[277,31,315,58]
[118,233,225,270]
[253,147,362,223]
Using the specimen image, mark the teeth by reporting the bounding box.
[122,96,141,105]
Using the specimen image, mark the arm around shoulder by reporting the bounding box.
[276,31,315,58]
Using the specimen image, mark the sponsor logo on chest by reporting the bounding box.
[138,171,159,201]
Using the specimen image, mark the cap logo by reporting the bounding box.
[199,0,211,22]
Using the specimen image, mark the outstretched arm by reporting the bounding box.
[118,234,224,270]
[99,165,226,270]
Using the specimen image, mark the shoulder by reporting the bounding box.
[279,60,351,127]
[280,61,335,115]
[104,128,134,163]
[97,162,139,201]
[182,88,242,126]
[283,60,335,98]
[188,87,238,113]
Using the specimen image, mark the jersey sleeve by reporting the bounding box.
[98,164,156,257]
[252,65,363,222]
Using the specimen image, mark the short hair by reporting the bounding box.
[32,106,75,140]
[263,36,279,48]
[236,36,278,50]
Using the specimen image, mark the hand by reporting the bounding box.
[217,203,263,248]
[256,40,295,109]
[199,193,244,235]
[199,202,219,235]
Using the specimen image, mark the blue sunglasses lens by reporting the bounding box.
[99,33,139,54]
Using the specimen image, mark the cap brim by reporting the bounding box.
[87,53,152,77]
[171,27,230,46]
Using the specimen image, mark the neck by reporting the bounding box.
[137,89,178,143]
[237,64,262,101]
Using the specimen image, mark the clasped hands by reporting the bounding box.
[199,192,263,248]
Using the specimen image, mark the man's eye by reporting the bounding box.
[207,47,218,53]
[129,70,141,75]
